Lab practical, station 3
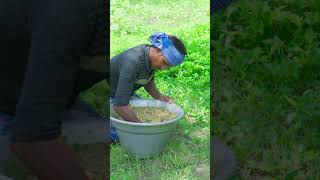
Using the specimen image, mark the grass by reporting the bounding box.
[213,0,320,179]
[107,0,210,179]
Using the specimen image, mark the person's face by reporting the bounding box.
[150,48,171,70]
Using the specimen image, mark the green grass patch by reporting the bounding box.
[213,0,320,179]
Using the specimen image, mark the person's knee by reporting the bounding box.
[62,105,107,145]
[212,136,236,180]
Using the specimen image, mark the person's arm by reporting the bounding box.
[10,0,94,179]
[143,77,161,99]
[112,62,142,123]
[144,77,174,104]
[113,105,140,122]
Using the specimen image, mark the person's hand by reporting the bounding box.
[158,95,174,104]
[113,105,142,123]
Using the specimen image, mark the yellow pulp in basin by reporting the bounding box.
[112,106,177,123]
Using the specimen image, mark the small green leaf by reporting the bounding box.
[284,95,298,107]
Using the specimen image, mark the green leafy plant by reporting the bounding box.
[213,0,320,179]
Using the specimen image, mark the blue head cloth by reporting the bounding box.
[149,32,185,66]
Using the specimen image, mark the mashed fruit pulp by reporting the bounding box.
[112,106,178,123]
[132,106,177,123]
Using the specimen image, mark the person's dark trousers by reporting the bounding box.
[0,99,107,179]
[212,136,236,180]
[63,68,108,145]
[0,68,107,179]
